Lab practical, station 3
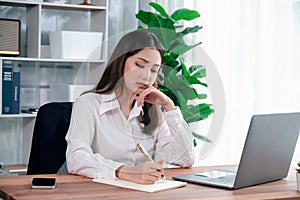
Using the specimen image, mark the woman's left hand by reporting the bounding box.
[135,85,176,111]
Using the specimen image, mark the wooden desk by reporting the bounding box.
[0,166,299,200]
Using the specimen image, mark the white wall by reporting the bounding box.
[186,0,300,168]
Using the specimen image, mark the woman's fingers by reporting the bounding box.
[135,88,149,107]
[150,170,161,179]
[135,86,169,106]
[118,160,164,184]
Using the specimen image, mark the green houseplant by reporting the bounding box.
[136,2,214,146]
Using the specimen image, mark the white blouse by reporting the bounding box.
[65,92,195,179]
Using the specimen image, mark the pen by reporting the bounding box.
[136,143,166,180]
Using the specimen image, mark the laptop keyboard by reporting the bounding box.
[207,175,235,185]
[173,169,236,188]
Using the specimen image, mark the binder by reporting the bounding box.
[12,71,20,114]
[2,67,13,114]
[2,66,20,114]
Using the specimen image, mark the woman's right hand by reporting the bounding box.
[116,160,164,184]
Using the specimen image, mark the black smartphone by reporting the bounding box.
[31,178,56,189]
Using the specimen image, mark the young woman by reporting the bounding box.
[65,30,195,184]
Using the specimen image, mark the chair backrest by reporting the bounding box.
[27,102,73,175]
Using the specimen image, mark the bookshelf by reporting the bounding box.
[0,0,108,167]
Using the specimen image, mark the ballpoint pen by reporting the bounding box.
[137,143,166,180]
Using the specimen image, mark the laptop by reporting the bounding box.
[173,112,300,189]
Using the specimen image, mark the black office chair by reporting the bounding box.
[27,102,73,175]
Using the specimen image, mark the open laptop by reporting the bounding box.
[173,112,300,189]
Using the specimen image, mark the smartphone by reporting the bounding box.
[31,178,56,189]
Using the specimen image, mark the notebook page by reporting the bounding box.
[92,178,187,193]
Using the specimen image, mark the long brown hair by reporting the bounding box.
[94,30,164,135]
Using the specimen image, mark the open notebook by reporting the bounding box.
[92,178,187,193]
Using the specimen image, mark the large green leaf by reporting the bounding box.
[180,57,189,78]
[182,72,208,87]
[181,25,203,35]
[183,104,214,123]
[164,76,199,102]
[185,113,210,123]
[149,2,169,19]
[148,19,176,49]
[175,91,187,110]
[189,65,206,78]
[171,8,200,21]
[164,73,183,91]
[174,25,184,29]
[135,10,160,25]
[163,66,205,101]
[197,94,207,99]
[177,85,198,102]
[162,52,180,70]
[175,26,203,42]
[170,41,202,57]
[192,132,212,143]
[158,84,180,107]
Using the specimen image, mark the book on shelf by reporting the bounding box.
[12,71,20,114]
[1,164,27,173]
[2,66,13,114]
[21,108,39,114]
[1,64,20,114]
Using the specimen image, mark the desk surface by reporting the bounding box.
[0,166,299,200]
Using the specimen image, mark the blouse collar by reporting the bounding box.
[98,92,143,118]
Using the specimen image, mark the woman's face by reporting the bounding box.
[123,47,161,95]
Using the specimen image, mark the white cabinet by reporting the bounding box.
[0,0,108,165]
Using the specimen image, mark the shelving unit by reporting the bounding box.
[0,0,108,166]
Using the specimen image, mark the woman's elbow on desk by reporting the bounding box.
[171,149,195,168]
[180,155,195,168]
